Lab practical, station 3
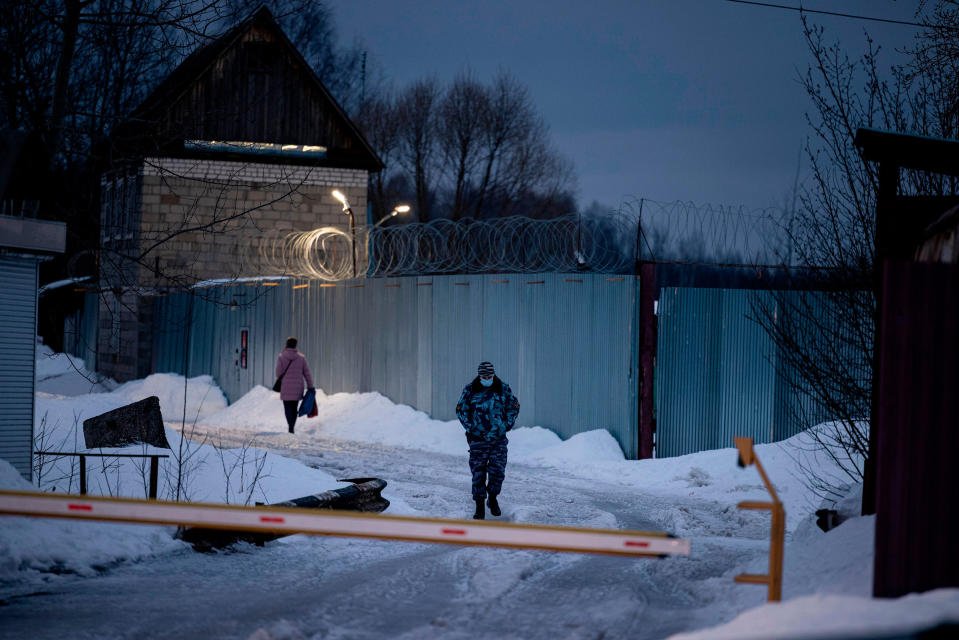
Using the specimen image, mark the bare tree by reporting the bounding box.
[756,5,959,504]
[366,70,576,223]
[472,72,530,217]
[396,77,441,222]
[355,87,403,220]
[438,71,488,220]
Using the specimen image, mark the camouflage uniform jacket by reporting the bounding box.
[456,376,520,442]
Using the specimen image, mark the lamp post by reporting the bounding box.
[367,204,410,278]
[372,204,411,230]
[331,189,356,278]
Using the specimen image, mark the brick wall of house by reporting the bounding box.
[97,156,369,382]
[96,289,142,383]
[138,157,368,287]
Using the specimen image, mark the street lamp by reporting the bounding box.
[331,189,357,278]
[372,204,411,229]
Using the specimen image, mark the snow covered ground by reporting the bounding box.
[1,352,957,639]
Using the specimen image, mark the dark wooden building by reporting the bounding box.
[855,128,959,598]
[95,7,382,382]
[112,6,381,171]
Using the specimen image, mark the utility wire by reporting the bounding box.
[724,0,955,30]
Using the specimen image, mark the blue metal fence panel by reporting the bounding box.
[431,275,485,423]
[152,273,643,458]
[718,290,777,447]
[655,287,718,456]
[78,292,99,373]
[655,287,814,457]
[416,277,433,416]
[150,278,851,460]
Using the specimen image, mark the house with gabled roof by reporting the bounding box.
[96,6,382,381]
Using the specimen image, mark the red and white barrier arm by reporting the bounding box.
[0,489,690,558]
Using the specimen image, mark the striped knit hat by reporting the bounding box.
[477,361,495,377]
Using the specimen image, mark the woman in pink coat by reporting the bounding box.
[276,337,314,434]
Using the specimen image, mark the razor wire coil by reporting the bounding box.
[253,200,789,280]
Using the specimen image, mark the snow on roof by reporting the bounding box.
[190,275,291,288]
[38,276,92,294]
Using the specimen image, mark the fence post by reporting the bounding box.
[79,455,86,495]
[638,261,657,459]
[770,503,785,601]
[149,456,159,500]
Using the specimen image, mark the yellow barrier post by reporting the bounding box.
[732,436,785,602]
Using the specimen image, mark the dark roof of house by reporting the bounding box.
[855,128,959,177]
[117,6,382,171]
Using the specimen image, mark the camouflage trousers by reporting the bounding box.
[468,437,508,500]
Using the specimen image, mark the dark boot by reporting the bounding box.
[473,498,485,520]
[487,494,501,517]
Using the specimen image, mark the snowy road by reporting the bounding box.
[0,426,769,639]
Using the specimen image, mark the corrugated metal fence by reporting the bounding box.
[153,274,641,457]
[150,275,844,459]
[65,292,99,374]
[653,287,842,457]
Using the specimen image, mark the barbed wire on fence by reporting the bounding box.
[256,226,356,281]
[366,215,638,276]
[630,198,789,266]
[250,199,792,280]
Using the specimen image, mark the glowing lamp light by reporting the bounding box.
[372,204,412,229]
[331,189,357,278]
[332,190,349,209]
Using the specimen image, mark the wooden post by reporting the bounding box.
[638,261,657,459]
[733,436,785,602]
[864,160,900,516]
[149,456,159,500]
[79,455,86,495]
[769,503,785,601]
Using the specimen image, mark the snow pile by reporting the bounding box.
[35,343,87,380]
[504,425,565,459]
[672,588,959,640]
[200,385,470,454]
[33,372,229,456]
[35,342,114,395]
[516,429,626,466]
[200,387,626,466]
[112,373,228,423]
[781,514,875,598]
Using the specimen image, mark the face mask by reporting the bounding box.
[480,376,493,387]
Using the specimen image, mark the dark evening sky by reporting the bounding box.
[330,0,922,212]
